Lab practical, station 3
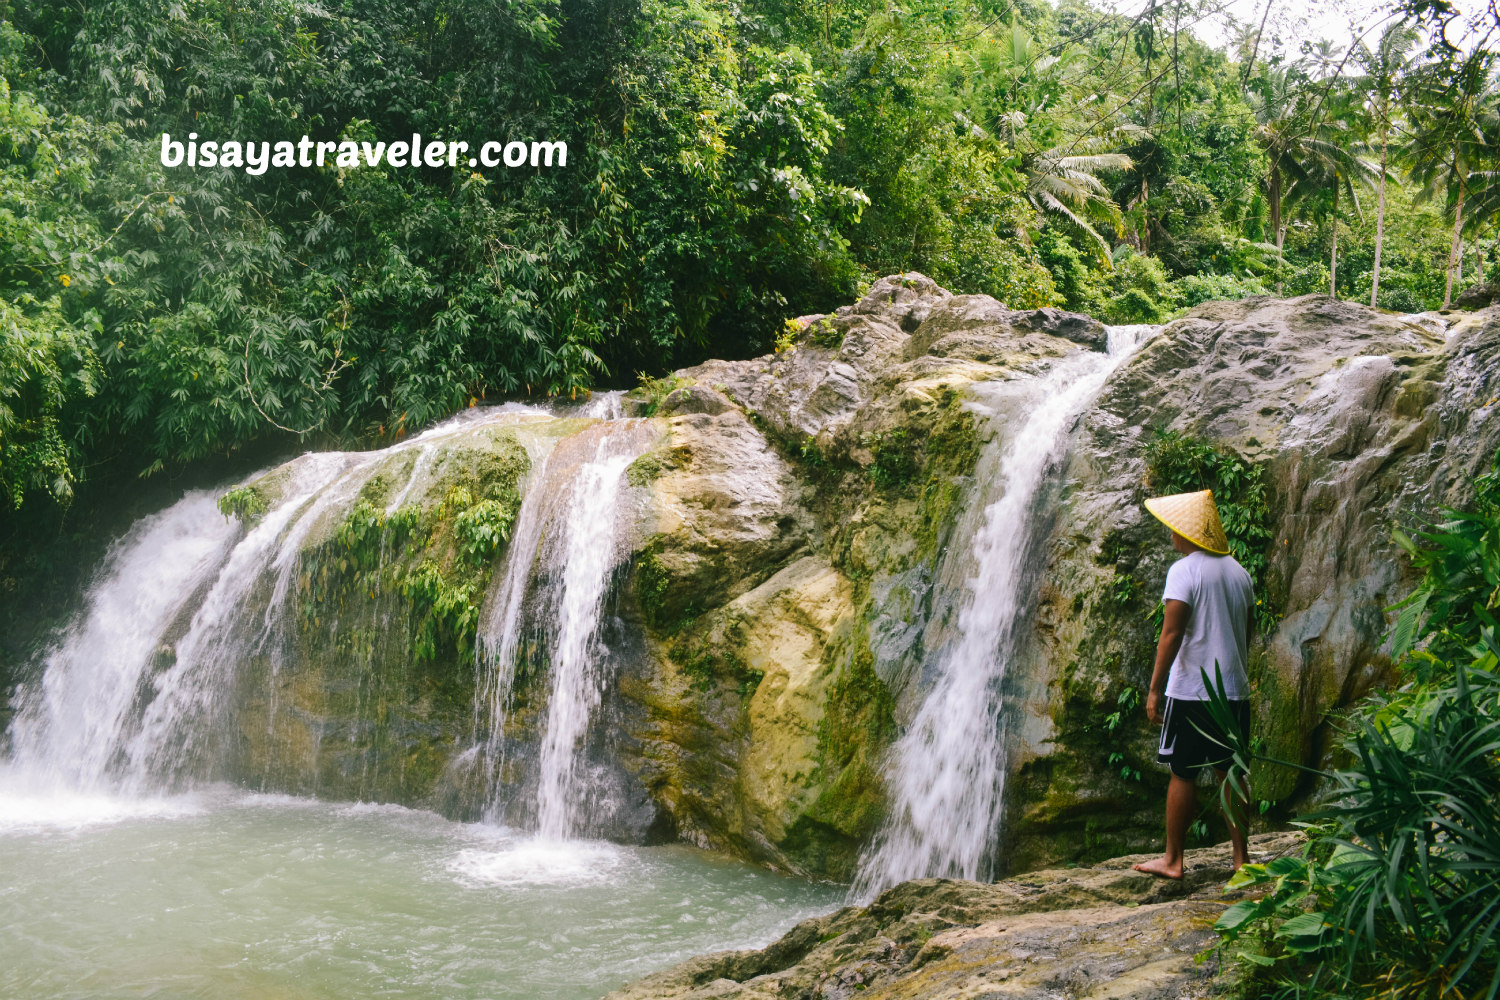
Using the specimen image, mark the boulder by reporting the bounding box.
[1003,296,1500,869]
[1456,280,1500,310]
[602,832,1303,1000]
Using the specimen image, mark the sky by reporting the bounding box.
[1104,0,1496,58]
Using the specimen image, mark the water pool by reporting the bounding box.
[0,779,843,1000]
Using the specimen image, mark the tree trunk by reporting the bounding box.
[1271,161,1284,294]
[1444,174,1467,308]
[1329,183,1339,299]
[1141,176,1150,255]
[1372,135,1387,307]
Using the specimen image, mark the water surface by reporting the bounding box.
[0,780,842,1000]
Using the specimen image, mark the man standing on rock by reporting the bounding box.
[1133,489,1253,879]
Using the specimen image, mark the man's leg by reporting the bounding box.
[1216,767,1249,871]
[1133,772,1196,879]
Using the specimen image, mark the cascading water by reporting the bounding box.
[852,326,1159,897]
[471,413,654,837]
[4,403,570,800]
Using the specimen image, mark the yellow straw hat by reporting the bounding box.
[1144,489,1231,555]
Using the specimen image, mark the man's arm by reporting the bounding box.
[1146,599,1191,725]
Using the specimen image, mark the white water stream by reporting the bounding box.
[852,326,1159,896]
[4,399,638,831]
[470,415,654,834]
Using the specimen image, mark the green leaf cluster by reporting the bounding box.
[1212,459,1500,1000]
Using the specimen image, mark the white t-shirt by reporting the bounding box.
[1162,550,1253,700]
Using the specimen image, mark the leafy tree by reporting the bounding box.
[1355,22,1420,307]
[1402,53,1500,307]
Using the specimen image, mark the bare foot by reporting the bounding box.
[1132,856,1184,879]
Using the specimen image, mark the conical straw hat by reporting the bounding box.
[1144,489,1230,555]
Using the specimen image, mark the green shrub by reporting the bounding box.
[217,485,268,524]
[1103,288,1164,324]
[632,373,684,417]
[455,499,515,567]
[1174,272,1269,308]
[1389,450,1500,664]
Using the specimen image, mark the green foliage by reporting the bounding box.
[868,428,918,491]
[1144,430,1278,632]
[805,317,843,349]
[455,498,515,567]
[2,0,1489,517]
[399,561,480,663]
[1100,251,1180,324]
[1389,449,1500,663]
[1213,469,1500,1000]
[1216,648,1500,1000]
[634,539,693,634]
[631,373,684,418]
[1174,272,1269,308]
[308,470,519,664]
[217,485,267,524]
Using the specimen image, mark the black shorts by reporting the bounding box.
[1157,697,1249,780]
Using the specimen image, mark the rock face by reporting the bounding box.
[71,275,1497,883]
[602,831,1302,1000]
[1000,297,1500,870]
[619,285,1500,878]
[617,273,1120,877]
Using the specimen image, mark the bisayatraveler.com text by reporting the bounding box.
[160,133,568,175]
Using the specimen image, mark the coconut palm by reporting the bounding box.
[1248,65,1316,255]
[1021,138,1134,257]
[1283,83,1380,298]
[1251,63,1378,291]
[961,20,1135,259]
[1354,22,1421,307]
[1401,55,1500,307]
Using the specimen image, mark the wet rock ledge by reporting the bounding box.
[604,831,1302,1000]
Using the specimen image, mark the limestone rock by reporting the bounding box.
[1003,295,1500,869]
[602,832,1302,1000]
[623,276,1108,876]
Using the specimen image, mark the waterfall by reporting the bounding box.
[5,491,240,788]
[472,413,653,837]
[3,403,621,808]
[852,327,1158,896]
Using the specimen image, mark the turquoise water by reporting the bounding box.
[0,780,843,999]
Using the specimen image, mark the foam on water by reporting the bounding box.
[449,837,627,888]
[0,767,204,833]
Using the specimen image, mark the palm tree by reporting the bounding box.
[1354,22,1420,307]
[1249,66,1313,256]
[1283,125,1378,299]
[1251,62,1378,292]
[1401,55,1500,307]
[1021,139,1134,257]
[963,20,1135,259]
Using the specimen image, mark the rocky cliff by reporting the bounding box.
[615,281,1500,877]
[164,276,1498,881]
[602,831,1303,1000]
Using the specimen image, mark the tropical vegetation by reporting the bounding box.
[1212,450,1500,1000]
[1,0,1497,521]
